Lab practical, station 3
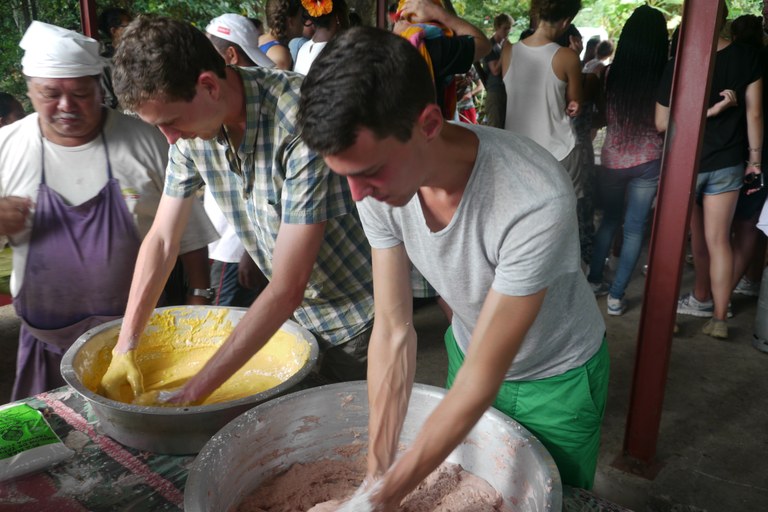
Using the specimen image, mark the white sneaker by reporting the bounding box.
[606,296,626,316]
[676,293,713,317]
[676,292,733,318]
[589,281,610,297]
[734,277,760,297]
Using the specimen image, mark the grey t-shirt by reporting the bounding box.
[357,124,604,380]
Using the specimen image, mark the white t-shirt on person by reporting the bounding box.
[293,40,328,75]
[757,201,768,237]
[204,186,245,263]
[0,109,218,295]
[356,124,604,381]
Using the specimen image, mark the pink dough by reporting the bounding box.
[236,458,364,512]
[237,458,511,511]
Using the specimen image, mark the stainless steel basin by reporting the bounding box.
[60,306,319,455]
[185,382,562,511]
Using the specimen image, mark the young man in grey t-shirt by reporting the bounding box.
[299,26,608,509]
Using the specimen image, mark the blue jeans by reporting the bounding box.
[210,260,259,308]
[588,159,661,299]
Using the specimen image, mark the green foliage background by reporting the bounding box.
[453,0,763,42]
[0,0,267,106]
[0,0,764,109]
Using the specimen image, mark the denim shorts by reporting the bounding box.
[696,164,744,198]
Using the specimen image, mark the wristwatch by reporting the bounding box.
[189,287,215,300]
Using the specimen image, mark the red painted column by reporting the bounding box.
[79,0,98,38]
[377,0,388,29]
[622,0,722,465]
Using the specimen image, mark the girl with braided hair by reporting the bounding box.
[587,5,668,316]
[258,0,305,69]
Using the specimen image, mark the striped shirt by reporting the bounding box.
[164,66,374,347]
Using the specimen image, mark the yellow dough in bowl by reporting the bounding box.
[77,308,311,406]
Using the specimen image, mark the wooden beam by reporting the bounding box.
[621,0,722,466]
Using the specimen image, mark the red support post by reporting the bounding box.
[377,0,388,29]
[80,0,98,39]
[620,0,722,469]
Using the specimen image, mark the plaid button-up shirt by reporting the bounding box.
[164,67,374,346]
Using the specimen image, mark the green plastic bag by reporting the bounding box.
[0,403,73,481]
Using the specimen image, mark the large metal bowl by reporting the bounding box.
[185,382,562,511]
[60,306,319,455]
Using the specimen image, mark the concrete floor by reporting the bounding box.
[1,259,767,511]
[410,263,768,512]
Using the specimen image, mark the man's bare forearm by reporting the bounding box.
[177,277,304,402]
[115,231,180,353]
[366,322,417,477]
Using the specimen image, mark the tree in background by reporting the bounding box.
[2,0,81,104]
[451,0,761,44]
[0,0,266,106]
[0,0,763,108]
[0,0,384,103]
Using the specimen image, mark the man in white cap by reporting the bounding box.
[0,21,217,400]
[205,13,275,68]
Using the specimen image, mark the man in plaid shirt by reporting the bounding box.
[100,16,374,404]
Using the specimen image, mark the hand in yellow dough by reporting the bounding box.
[132,388,193,407]
[100,350,144,403]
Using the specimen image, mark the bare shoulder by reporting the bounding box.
[500,41,514,75]
[552,46,581,80]
[500,41,513,62]
[553,46,580,68]
[268,45,293,71]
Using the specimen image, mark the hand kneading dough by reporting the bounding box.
[238,459,511,512]
[78,308,311,406]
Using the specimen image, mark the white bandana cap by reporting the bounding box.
[205,14,275,69]
[20,21,105,78]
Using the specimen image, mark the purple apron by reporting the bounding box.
[11,133,141,400]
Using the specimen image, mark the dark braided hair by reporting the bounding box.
[605,5,668,137]
[266,0,302,43]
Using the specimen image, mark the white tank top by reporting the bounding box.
[503,41,576,161]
